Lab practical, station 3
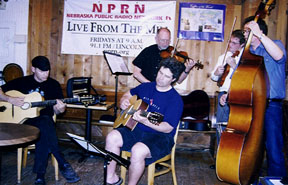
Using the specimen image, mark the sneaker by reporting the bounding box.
[59,163,80,183]
[35,177,46,185]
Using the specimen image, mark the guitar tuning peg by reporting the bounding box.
[73,95,80,98]
[83,102,89,107]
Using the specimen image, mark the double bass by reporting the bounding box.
[216,0,275,184]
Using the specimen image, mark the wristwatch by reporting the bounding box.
[259,33,265,40]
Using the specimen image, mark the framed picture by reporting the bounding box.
[178,2,226,42]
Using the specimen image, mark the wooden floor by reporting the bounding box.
[0,137,269,185]
[2,101,288,185]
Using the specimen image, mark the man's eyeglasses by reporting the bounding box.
[229,41,240,45]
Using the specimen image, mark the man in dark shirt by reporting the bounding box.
[0,56,80,185]
[132,27,195,83]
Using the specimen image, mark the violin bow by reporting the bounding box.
[172,38,180,56]
[221,16,237,66]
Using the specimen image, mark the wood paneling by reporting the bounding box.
[27,0,287,96]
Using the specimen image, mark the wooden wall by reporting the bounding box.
[27,0,287,97]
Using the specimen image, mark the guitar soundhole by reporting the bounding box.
[21,102,30,110]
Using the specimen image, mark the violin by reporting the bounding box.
[217,50,240,87]
[160,46,204,70]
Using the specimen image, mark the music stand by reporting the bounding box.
[67,133,130,185]
[102,51,132,121]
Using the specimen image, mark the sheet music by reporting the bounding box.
[103,51,130,74]
[66,132,84,140]
[270,180,284,185]
[66,132,102,154]
[67,132,130,168]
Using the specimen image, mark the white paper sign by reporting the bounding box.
[61,0,176,57]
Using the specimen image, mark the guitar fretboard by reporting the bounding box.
[126,110,148,117]
[31,98,79,108]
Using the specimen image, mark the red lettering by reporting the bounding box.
[66,14,93,18]
[92,4,102,12]
[91,3,145,14]
[107,4,116,13]
[121,4,129,13]
[135,4,144,13]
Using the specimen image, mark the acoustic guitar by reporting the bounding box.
[0,90,95,124]
[114,95,164,130]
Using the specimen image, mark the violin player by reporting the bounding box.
[209,30,245,169]
[132,27,195,84]
[211,29,245,146]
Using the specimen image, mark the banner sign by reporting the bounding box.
[61,0,176,57]
[177,2,226,42]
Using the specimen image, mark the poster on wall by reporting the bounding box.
[61,0,176,57]
[177,2,226,42]
[0,22,15,73]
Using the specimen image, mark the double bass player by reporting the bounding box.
[219,16,287,179]
[243,16,287,178]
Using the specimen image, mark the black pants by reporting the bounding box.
[24,115,66,175]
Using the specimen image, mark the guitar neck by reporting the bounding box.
[30,98,79,108]
[127,109,148,117]
[140,111,149,117]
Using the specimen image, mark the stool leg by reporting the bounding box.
[17,148,23,183]
[23,147,28,168]
[147,163,156,185]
